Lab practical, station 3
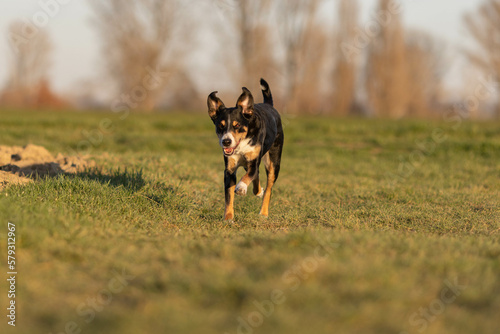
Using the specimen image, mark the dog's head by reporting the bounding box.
[207,87,254,157]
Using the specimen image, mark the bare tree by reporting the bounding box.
[405,30,447,117]
[89,0,183,110]
[331,0,359,116]
[3,20,52,105]
[294,25,330,113]
[277,0,325,113]
[464,0,500,117]
[365,0,409,118]
[229,0,276,85]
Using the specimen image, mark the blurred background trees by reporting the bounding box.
[464,0,500,118]
[230,0,275,86]
[365,0,409,118]
[7,21,51,91]
[331,0,359,116]
[405,30,447,117]
[277,0,325,113]
[0,21,66,109]
[0,0,498,118]
[89,0,181,111]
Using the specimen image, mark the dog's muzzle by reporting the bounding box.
[223,141,240,156]
[221,134,239,156]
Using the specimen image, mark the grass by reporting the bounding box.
[0,109,499,334]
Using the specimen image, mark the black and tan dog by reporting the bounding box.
[207,79,284,221]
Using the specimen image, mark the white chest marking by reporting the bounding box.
[234,138,253,155]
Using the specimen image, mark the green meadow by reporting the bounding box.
[0,109,499,334]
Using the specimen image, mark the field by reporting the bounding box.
[0,109,499,334]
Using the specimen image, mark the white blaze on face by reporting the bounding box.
[220,114,235,148]
[220,132,236,148]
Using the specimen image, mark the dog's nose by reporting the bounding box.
[222,138,232,147]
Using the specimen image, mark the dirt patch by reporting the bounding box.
[0,144,94,191]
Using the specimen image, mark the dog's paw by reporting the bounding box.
[256,188,264,198]
[235,182,247,196]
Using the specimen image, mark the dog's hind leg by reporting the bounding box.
[259,153,277,217]
[252,167,264,198]
[259,162,275,217]
[259,138,283,217]
[253,177,264,198]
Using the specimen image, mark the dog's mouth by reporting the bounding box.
[223,140,241,156]
[223,147,235,156]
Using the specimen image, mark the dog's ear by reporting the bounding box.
[236,87,254,118]
[207,91,225,120]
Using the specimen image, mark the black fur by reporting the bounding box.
[260,78,273,106]
[207,78,284,220]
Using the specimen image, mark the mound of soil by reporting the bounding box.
[0,145,94,191]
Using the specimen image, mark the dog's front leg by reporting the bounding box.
[224,170,237,221]
[235,159,259,196]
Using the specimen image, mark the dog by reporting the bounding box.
[207,79,284,221]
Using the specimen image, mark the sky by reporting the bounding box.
[0,0,483,97]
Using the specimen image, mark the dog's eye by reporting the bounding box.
[233,123,240,129]
[219,123,225,129]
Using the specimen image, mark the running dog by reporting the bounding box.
[207,79,284,221]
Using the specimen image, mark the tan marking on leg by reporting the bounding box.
[227,155,242,174]
[240,173,253,186]
[225,184,235,220]
[259,162,275,217]
[252,176,262,197]
[236,155,260,196]
[238,152,260,189]
[235,173,253,196]
[225,156,240,220]
[262,152,270,169]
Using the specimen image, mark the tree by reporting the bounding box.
[405,30,447,117]
[231,0,276,85]
[464,0,500,117]
[277,0,326,113]
[2,21,52,106]
[365,0,409,118]
[293,25,329,113]
[89,0,183,110]
[332,0,359,116]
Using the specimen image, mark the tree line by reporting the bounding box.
[1,0,499,118]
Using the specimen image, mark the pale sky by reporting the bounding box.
[0,0,482,97]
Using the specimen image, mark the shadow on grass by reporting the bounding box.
[75,167,146,192]
[142,182,180,206]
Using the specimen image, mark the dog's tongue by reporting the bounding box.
[224,148,234,154]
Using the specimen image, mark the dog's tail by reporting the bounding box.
[260,78,273,106]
